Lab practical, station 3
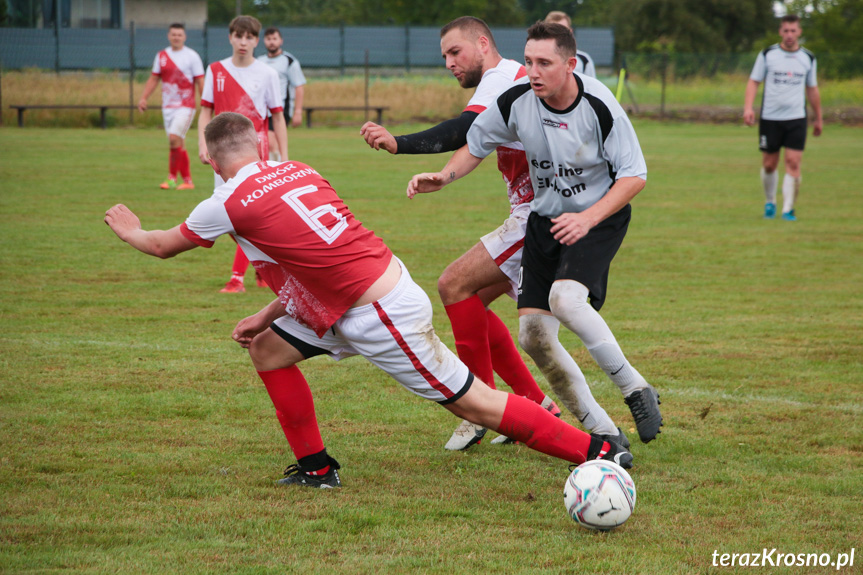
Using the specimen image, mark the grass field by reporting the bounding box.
[0,122,861,574]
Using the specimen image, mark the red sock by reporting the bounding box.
[497,394,591,464]
[486,310,546,403]
[444,295,495,389]
[169,147,178,179]
[258,366,324,460]
[231,245,249,277]
[177,148,191,180]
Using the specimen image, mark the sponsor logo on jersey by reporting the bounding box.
[216,72,226,92]
[542,118,568,129]
[160,55,168,67]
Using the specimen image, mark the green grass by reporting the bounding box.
[1,123,861,574]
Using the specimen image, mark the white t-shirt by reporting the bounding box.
[468,74,647,218]
[575,50,596,78]
[258,51,307,117]
[750,45,818,121]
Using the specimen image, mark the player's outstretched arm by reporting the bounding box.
[232,298,288,349]
[406,145,484,199]
[105,204,197,259]
[360,122,398,154]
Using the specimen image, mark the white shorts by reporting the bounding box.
[163,107,195,139]
[479,203,529,300]
[270,259,473,404]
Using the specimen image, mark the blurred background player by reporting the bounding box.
[743,13,822,222]
[197,15,287,293]
[138,23,204,190]
[544,10,596,78]
[408,21,663,446]
[259,26,307,160]
[361,16,569,451]
[104,112,633,489]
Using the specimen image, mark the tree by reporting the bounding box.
[780,0,863,53]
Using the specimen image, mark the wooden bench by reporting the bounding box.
[304,106,388,128]
[10,105,136,129]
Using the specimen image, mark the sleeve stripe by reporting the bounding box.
[180,223,215,247]
[464,104,487,114]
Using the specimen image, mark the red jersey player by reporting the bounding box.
[138,23,204,190]
[104,112,632,489]
[197,15,287,294]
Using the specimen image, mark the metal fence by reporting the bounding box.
[0,24,616,72]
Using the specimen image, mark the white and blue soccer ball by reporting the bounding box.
[564,459,636,531]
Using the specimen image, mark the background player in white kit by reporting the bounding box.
[744,13,822,222]
[138,23,204,190]
[408,21,663,445]
[259,26,307,161]
[361,17,575,452]
[543,11,596,78]
[104,111,632,489]
[197,15,288,293]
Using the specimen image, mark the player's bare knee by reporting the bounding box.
[437,267,465,305]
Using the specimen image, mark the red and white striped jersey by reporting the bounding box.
[180,160,393,337]
[201,58,283,159]
[151,46,204,109]
[464,58,533,211]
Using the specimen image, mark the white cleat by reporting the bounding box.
[445,419,486,451]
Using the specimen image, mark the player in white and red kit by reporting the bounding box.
[362,17,629,452]
[138,23,204,190]
[104,111,632,489]
[197,15,288,294]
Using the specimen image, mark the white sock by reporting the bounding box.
[782,174,800,214]
[549,281,648,398]
[518,314,617,435]
[761,168,778,204]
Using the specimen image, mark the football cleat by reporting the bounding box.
[587,433,633,469]
[176,180,195,190]
[764,202,776,219]
[276,457,341,489]
[159,178,177,190]
[595,427,631,450]
[781,210,796,222]
[445,419,486,451]
[219,277,245,293]
[624,385,663,443]
[491,395,561,445]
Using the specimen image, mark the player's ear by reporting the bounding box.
[209,156,222,176]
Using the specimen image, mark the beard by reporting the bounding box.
[459,65,483,89]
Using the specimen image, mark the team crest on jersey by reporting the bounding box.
[160,55,167,67]
[542,118,568,129]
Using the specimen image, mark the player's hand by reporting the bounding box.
[198,143,211,165]
[407,172,447,199]
[232,313,269,349]
[291,113,302,128]
[360,122,398,154]
[743,109,756,127]
[550,212,592,246]
[137,99,148,113]
[104,204,142,241]
[813,119,823,137]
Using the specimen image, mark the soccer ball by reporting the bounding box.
[564,460,636,531]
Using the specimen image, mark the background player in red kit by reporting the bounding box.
[197,15,287,293]
[104,112,632,489]
[138,23,204,190]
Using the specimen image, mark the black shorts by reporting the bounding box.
[759,118,807,153]
[517,205,631,313]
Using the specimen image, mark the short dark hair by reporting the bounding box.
[780,14,801,26]
[264,26,281,37]
[169,23,185,30]
[526,21,576,58]
[229,15,262,38]
[440,16,498,51]
[205,112,259,165]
